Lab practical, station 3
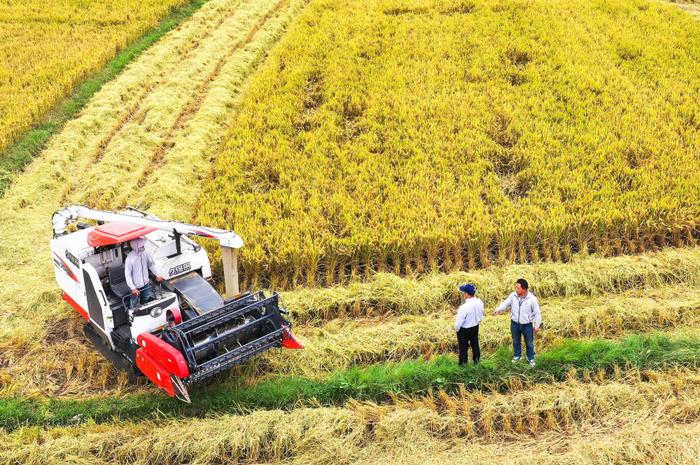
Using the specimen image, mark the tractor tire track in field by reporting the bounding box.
[126,0,309,217]
[57,0,246,204]
[70,0,282,207]
[83,0,243,167]
[132,0,291,192]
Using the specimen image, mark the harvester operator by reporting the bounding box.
[125,237,164,308]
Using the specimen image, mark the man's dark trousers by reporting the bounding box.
[457,325,480,365]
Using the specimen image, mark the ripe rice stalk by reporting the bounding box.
[196,0,700,288]
[282,247,700,324]
[394,368,700,437]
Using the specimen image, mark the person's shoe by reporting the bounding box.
[511,356,520,364]
[528,360,536,368]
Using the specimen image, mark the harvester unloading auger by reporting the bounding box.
[50,205,301,402]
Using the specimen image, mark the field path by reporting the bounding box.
[0,0,308,396]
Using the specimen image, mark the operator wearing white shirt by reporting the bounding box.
[455,283,484,366]
[125,237,164,309]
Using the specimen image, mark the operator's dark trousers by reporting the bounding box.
[457,325,480,365]
[129,283,155,309]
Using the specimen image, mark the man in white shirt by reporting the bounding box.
[455,283,484,366]
[125,237,164,309]
[493,278,541,367]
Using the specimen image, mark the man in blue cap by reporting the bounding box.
[455,283,484,366]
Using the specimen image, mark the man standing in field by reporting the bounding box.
[493,278,541,367]
[455,283,484,366]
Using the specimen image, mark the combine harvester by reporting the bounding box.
[50,205,301,402]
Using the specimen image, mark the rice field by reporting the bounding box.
[0,0,191,154]
[198,0,700,289]
[0,0,308,344]
[1,0,699,463]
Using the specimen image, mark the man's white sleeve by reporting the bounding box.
[455,305,467,332]
[147,254,159,277]
[532,296,542,329]
[496,294,512,313]
[124,258,136,290]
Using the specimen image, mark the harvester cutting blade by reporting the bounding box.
[171,375,191,403]
[163,291,296,385]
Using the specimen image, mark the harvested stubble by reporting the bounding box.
[2,333,700,428]
[0,0,211,198]
[197,0,700,289]
[0,0,308,397]
[281,247,700,323]
[390,367,700,438]
[0,0,190,154]
[69,0,306,210]
[1,249,699,397]
[3,370,700,464]
[255,284,700,378]
[677,3,700,20]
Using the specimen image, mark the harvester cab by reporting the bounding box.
[50,205,301,402]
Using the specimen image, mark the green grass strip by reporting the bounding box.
[0,0,209,197]
[1,333,699,431]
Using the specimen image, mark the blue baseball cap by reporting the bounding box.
[459,283,476,295]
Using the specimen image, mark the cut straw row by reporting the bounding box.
[281,246,700,323]
[3,368,700,464]
[255,284,700,378]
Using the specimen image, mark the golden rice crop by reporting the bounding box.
[282,246,700,323]
[197,0,700,289]
[0,0,189,153]
[388,367,700,438]
[3,369,700,464]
